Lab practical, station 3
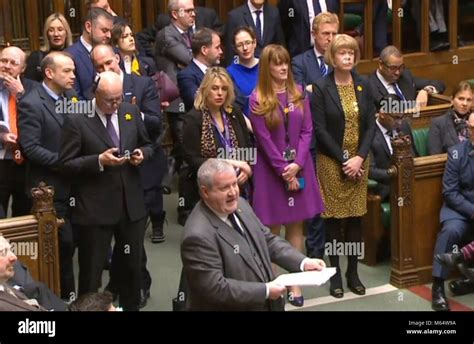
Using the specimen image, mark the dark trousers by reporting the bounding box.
[54,200,76,300]
[167,112,185,168]
[77,216,147,311]
[432,219,472,279]
[0,160,31,218]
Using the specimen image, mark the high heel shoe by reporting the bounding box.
[346,272,366,295]
[287,291,304,307]
[329,271,344,298]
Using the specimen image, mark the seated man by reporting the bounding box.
[181,158,326,311]
[431,111,474,312]
[368,45,445,109]
[369,94,418,202]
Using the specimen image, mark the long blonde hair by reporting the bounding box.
[194,67,236,112]
[42,13,73,52]
[252,44,303,130]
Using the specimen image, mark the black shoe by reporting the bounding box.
[177,209,190,226]
[431,284,450,311]
[448,278,474,296]
[346,272,366,295]
[151,212,166,243]
[329,270,344,298]
[435,252,463,269]
[104,284,118,302]
[139,289,150,309]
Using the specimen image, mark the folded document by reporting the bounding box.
[274,268,336,287]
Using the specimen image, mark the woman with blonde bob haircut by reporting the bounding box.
[312,34,376,299]
[180,67,254,216]
[249,45,325,307]
[25,13,73,81]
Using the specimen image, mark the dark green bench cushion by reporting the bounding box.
[412,127,429,157]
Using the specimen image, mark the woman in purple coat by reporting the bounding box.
[249,45,324,307]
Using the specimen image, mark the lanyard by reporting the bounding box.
[211,111,233,150]
[278,93,291,147]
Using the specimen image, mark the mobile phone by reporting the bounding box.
[112,152,123,158]
[132,150,141,156]
[297,177,305,190]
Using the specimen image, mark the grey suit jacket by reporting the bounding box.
[181,198,306,311]
[428,110,462,155]
[0,286,46,311]
[155,23,193,113]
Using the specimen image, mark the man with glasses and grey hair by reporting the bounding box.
[59,71,153,311]
[368,45,445,109]
[181,158,326,311]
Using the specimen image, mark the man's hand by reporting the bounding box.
[416,89,429,108]
[129,148,144,166]
[2,74,24,98]
[0,132,17,146]
[266,281,286,300]
[99,148,127,166]
[303,258,326,271]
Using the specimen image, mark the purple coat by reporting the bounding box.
[249,90,324,226]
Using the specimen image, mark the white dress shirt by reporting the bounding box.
[248,1,264,38]
[376,118,394,155]
[376,70,400,96]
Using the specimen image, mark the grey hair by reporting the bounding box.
[168,0,181,12]
[379,45,402,63]
[197,159,235,189]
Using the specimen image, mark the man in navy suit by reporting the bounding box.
[223,0,285,66]
[91,44,164,307]
[66,7,114,100]
[431,112,474,312]
[177,28,223,112]
[18,51,78,300]
[279,0,339,57]
[292,12,338,93]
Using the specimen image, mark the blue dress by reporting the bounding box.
[227,62,259,116]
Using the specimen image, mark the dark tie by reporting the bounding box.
[386,129,394,138]
[228,213,245,237]
[313,0,322,14]
[105,114,120,148]
[318,56,327,77]
[255,10,262,41]
[392,82,406,101]
[182,31,191,49]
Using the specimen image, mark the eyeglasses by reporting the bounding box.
[383,61,405,72]
[177,8,195,15]
[235,40,255,50]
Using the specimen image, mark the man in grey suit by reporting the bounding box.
[181,159,326,311]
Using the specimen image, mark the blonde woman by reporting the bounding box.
[312,34,376,298]
[249,44,324,307]
[25,13,73,81]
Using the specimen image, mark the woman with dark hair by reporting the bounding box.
[24,13,73,81]
[428,80,473,155]
[227,26,259,117]
[181,67,253,218]
[250,44,324,307]
[312,34,376,299]
[111,22,156,77]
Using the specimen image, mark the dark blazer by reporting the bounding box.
[181,198,306,311]
[122,73,164,190]
[66,40,95,100]
[440,140,474,223]
[312,71,376,163]
[177,61,205,112]
[369,121,418,200]
[24,50,48,82]
[278,0,339,56]
[136,7,223,59]
[18,85,75,201]
[368,70,446,107]
[223,3,285,66]
[59,102,153,226]
[292,49,331,89]
[428,110,463,155]
[182,107,253,173]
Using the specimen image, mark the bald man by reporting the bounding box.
[0,46,39,218]
[59,71,153,311]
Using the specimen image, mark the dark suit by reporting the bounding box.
[18,85,76,298]
[59,102,153,310]
[0,78,39,219]
[24,50,48,82]
[368,70,446,108]
[278,0,339,57]
[369,121,418,201]
[223,3,285,66]
[312,71,376,163]
[181,198,306,311]
[177,61,205,112]
[181,107,253,212]
[433,140,474,279]
[428,110,463,155]
[292,49,331,89]
[66,40,95,100]
[136,6,223,59]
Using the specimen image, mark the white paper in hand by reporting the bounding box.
[273,268,336,287]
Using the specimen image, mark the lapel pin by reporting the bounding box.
[125,113,133,121]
